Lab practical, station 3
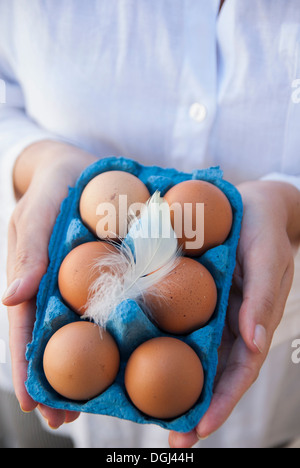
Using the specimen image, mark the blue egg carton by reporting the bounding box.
[25,156,243,433]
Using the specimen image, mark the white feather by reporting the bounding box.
[83,191,180,328]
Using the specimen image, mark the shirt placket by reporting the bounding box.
[170,0,220,172]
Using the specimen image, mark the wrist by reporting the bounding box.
[238,180,300,247]
[283,183,300,247]
[13,140,97,197]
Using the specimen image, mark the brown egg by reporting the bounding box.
[144,257,217,335]
[125,337,204,419]
[164,180,233,256]
[79,171,151,239]
[43,321,120,401]
[58,241,119,315]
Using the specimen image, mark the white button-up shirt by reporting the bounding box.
[0,0,299,448]
[0,0,300,186]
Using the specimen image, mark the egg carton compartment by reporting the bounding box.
[25,156,243,433]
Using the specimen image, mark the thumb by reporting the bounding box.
[238,241,293,356]
[3,210,51,306]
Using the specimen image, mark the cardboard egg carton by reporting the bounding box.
[26,157,243,433]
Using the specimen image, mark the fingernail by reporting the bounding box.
[253,324,267,354]
[20,405,33,414]
[48,423,59,431]
[196,433,209,441]
[196,429,210,441]
[2,279,22,303]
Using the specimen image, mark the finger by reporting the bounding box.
[38,404,67,430]
[7,300,38,413]
[3,204,52,306]
[239,240,293,354]
[65,411,81,424]
[169,429,199,449]
[37,405,80,430]
[6,217,17,272]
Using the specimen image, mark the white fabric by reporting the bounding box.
[0,0,299,448]
[261,173,300,191]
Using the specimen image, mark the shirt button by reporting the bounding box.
[189,103,207,123]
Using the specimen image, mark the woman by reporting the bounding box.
[0,0,299,448]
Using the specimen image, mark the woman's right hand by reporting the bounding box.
[2,140,98,429]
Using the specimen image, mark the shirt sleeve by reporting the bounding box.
[0,50,65,209]
[261,173,300,192]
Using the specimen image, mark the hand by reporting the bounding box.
[2,140,98,429]
[169,180,300,448]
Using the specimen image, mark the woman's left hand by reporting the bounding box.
[169,180,300,448]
